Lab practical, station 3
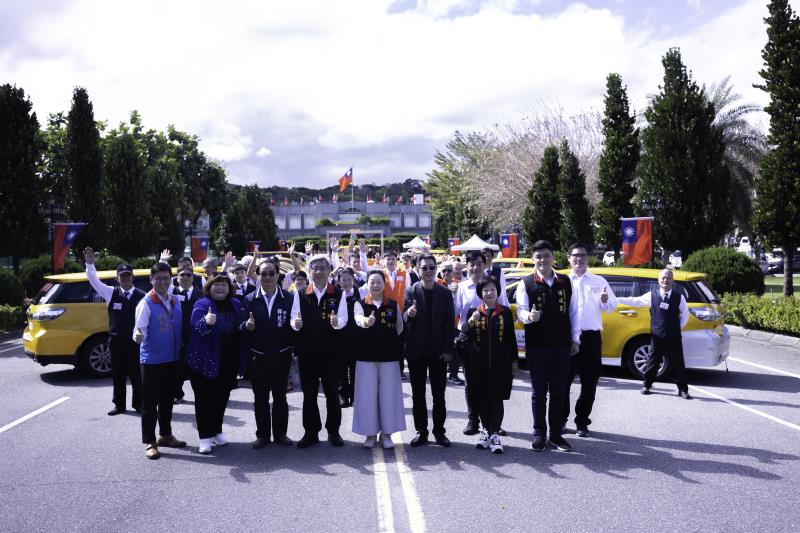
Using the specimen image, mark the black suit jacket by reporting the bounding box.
[403,281,456,362]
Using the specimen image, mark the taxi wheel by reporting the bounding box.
[80,336,113,377]
[624,337,668,379]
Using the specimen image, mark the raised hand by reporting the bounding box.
[246,312,255,331]
[366,311,376,327]
[83,247,95,265]
[305,242,313,255]
[359,238,367,253]
[224,251,235,267]
[288,242,296,255]
[159,249,172,262]
[205,308,217,326]
[407,299,418,319]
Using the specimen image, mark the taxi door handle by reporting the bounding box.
[618,309,638,316]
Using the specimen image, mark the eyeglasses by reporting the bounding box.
[178,272,193,277]
[419,265,437,271]
[260,271,277,277]
[309,264,329,271]
[441,268,453,273]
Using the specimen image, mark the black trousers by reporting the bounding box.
[563,330,602,428]
[409,354,447,436]
[467,370,504,434]
[645,335,688,392]
[528,346,570,438]
[463,358,479,425]
[140,361,177,444]
[190,369,234,439]
[174,345,189,400]
[338,358,356,403]
[299,355,341,434]
[109,336,141,410]
[251,353,292,440]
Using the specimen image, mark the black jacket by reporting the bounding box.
[403,281,456,361]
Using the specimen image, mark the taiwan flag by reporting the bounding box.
[52,223,86,272]
[338,167,353,192]
[448,237,460,256]
[621,217,653,265]
[192,236,210,263]
[500,233,518,258]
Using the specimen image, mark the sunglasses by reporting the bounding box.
[419,266,437,271]
[260,271,277,277]
[441,268,453,273]
[178,272,193,277]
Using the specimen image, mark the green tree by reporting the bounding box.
[595,73,639,257]
[66,87,105,250]
[40,113,70,203]
[753,0,800,296]
[213,185,277,254]
[522,146,561,250]
[634,48,731,257]
[0,84,47,272]
[558,140,593,249]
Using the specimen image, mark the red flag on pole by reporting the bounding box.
[621,217,653,265]
[338,167,353,192]
[448,237,461,256]
[191,236,210,263]
[52,223,86,272]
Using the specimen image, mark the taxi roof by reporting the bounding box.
[502,266,708,282]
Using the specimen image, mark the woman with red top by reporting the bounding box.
[460,275,519,454]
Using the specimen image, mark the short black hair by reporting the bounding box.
[531,240,554,253]
[417,253,436,267]
[294,270,308,280]
[568,243,589,255]
[476,275,501,297]
[482,247,496,258]
[179,256,193,264]
[383,250,398,259]
[465,250,486,265]
[366,269,386,282]
[150,262,172,276]
[258,257,284,284]
[338,267,357,281]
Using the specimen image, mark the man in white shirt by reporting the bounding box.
[617,268,691,399]
[564,243,617,437]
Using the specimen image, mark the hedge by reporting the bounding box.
[683,246,764,295]
[0,305,26,330]
[0,269,24,306]
[722,293,800,336]
[19,255,81,297]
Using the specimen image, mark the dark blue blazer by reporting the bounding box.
[242,287,294,367]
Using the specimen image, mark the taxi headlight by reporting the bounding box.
[31,308,66,321]
[689,306,720,322]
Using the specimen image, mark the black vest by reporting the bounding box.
[108,287,146,337]
[358,298,402,363]
[295,284,343,358]
[245,289,294,357]
[650,290,682,338]
[522,272,573,349]
[174,287,203,344]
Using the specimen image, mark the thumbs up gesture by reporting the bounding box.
[407,299,418,319]
[246,312,255,331]
[205,308,217,326]
[292,314,303,330]
[600,286,609,304]
[469,310,481,326]
[330,313,339,328]
[366,311,376,327]
[133,328,144,344]
[530,304,542,323]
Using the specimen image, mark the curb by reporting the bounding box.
[728,324,800,347]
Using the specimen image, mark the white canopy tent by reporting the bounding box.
[450,234,499,251]
[402,236,429,250]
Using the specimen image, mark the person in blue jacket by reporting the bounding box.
[186,274,247,454]
[243,257,296,449]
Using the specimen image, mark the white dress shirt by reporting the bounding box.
[133,291,174,341]
[568,270,617,331]
[515,272,581,344]
[617,290,689,330]
[86,263,118,303]
[290,284,348,330]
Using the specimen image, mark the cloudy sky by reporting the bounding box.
[1,0,771,188]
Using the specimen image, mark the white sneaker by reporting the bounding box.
[213,433,230,446]
[198,438,213,454]
[363,435,377,448]
[489,433,503,454]
[476,430,489,449]
[380,433,394,449]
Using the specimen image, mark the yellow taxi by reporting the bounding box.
[23,259,294,377]
[505,267,730,378]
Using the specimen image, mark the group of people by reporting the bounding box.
[84,234,693,460]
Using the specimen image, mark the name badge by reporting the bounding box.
[659,302,670,310]
[113,303,123,310]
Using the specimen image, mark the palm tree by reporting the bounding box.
[704,76,767,239]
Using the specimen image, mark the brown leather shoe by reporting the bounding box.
[145,443,160,459]
[157,435,187,448]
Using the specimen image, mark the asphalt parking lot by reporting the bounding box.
[0,334,798,532]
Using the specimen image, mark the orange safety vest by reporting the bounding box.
[383,268,407,312]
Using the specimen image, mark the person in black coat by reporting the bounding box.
[170,265,204,403]
[403,253,456,447]
[243,257,295,448]
[461,276,518,454]
[336,267,361,408]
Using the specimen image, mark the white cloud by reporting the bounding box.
[256,147,272,158]
[0,0,770,186]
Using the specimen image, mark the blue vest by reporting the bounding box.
[650,290,681,339]
[139,293,182,364]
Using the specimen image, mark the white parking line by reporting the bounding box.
[0,338,22,346]
[689,385,800,433]
[728,356,800,380]
[392,438,427,533]
[0,396,71,434]
[372,446,396,533]
[0,344,22,354]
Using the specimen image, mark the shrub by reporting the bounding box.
[132,257,158,269]
[682,247,764,295]
[93,254,127,271]
[0,269,24,306]
[722,294,800,336]
[0,305,26,330]
[315,218,334,227]
[553,250,568,270]
[18,255,81,298]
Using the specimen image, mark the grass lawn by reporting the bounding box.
[763,274,800,297]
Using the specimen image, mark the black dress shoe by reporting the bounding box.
[107,407,125,416]
[433,434,451,447]
[547,435,572,452]
[640,386,651,395]
[576,426,590,438]
[531,435,546,452]
[252,437,270,449]
[447,375,465,385]
[297,433,320,448]
[328,431,345,447]
[497,428,507,436]
[463,420,479,435]
[410,432,429,447]
[274,434,294,446]
[679,390,693,400]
